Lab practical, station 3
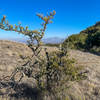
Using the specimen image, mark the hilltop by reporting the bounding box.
[63,21,100,54]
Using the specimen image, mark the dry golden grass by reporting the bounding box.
[0,40,100,100]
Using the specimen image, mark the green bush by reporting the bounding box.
[0,11,86,100]
[63,34,87,50]
[45,43,60,47]
[86,31,100,48]
[80,26,98,34]
[37,47,86,99]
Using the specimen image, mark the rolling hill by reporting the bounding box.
[63,21,100,54]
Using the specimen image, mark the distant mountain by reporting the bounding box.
[1,37,65,44]
[42,37,65,44]
[0,38,27,44]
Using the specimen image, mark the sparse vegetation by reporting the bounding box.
[45,43,60,47]
[0,11,86,100]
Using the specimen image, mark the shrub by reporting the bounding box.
[86,31,100,48]
[80,26,98,34]
[45,43,60,47]
[0,11,86,100]
[63,33,87,50]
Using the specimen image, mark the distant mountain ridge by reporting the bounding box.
[42,37,65,44]
[1,37,65,44]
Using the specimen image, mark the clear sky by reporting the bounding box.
[0,0,100,39]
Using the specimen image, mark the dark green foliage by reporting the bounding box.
[86,31,100,48]
[45,43,60,47]
[92,32,100,46]
[63,22,100,53]
[80,26,98,34]
[36,46,86,99]
[63,34,87,50]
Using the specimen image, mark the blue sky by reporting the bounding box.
[0,0,100,39]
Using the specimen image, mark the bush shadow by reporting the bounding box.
[0,81,43,100]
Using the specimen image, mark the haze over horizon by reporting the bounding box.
[0,0,100,39]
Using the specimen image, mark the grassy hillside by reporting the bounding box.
[63,22,100,54]
[0,40,100,100]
